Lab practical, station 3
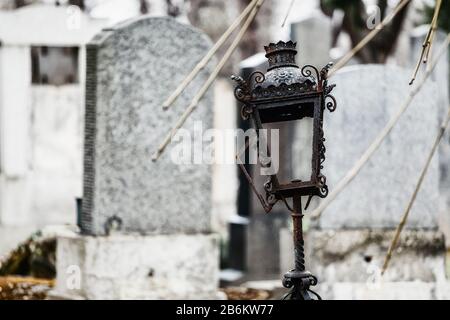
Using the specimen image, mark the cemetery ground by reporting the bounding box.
[0,232,270,300]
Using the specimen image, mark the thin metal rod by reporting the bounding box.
[152,0,265,161]
[281,0,296,28]
[381,105,450,275]
[161,0,259,110]
[409,0,442,84]
[424,0,442,68]
[310,33,450,220]
[292,196,305,272]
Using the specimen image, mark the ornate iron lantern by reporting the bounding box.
[232,41,336,300]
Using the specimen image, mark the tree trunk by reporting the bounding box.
[320,0,411,64]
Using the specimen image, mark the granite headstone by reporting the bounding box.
[290,10,332,68]
[318,64,440,229]
[54,16,221,300]
[410,26,450,244]
[81,16,214,235]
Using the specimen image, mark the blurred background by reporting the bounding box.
[0,0,449,299]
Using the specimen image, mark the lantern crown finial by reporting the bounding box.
[264,40,297,55]
[231,41,337,105]
[264,40,298,71]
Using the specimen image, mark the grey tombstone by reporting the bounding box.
[290,10,332,69]
[54,16,221,300]
[81,16,214,236]
[319,64,440,229]
[304,64,445,286]
[410,26,450,247]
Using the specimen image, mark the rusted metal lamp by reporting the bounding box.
[232,40,336,300]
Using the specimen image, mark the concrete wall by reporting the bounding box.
[0,82,83,254]
[30,85,83,226]
[0,4,106,255]
[0,46,32,226]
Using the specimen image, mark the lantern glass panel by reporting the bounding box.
[255,98,318,187]
[293,116,314,182]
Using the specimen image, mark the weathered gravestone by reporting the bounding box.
[54,16,220,299]
[304,65,446,295]
[411,26,450,248]
[321,65,440,229]
[290,10,332,68]
[80,18,213,236]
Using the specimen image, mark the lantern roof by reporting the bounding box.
[253,40,316,96]
[232,41,332,103]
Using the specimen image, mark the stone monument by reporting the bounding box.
[305,64,448,299]
[410,26,450,251]
[53,16,220,299]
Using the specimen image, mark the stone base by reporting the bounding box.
[246,213,288,280]
[242,279,450,300]
[53,230,222,299]
[320,281,450,300]
[305,229,447,283]
[276,229,450,299]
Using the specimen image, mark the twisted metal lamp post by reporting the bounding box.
[232,40,337,300]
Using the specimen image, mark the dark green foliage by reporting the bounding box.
[0,231,56,279]
[322,0,359,10]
